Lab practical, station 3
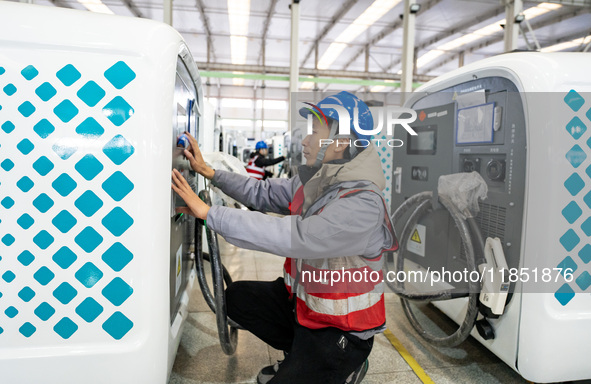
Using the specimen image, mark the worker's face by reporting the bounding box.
[259,148,268,156]
[301,118,347,166]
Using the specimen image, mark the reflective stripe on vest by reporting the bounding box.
[246,155,265,179]
[283,185,398,331]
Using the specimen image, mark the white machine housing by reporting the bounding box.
[397,53,591,383]
[0,3,203,383]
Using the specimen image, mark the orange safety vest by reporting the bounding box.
[246,155,266,180]
[284,185,398,332]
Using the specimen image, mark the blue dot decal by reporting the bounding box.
[77,81,106,107]
[2,270,16,283]
[104,61,136,90]
[1,197,15,209]
[559,229,580,252]
[17,213,35,230]
[2,234,15,246]
[564,90,585,112]
[52,139,78,160]
[33,266,55,286]
[75,262,103,288]
[75,226,103,253]
[579,244,591,264]
[17,250,35,266]
[53,282,78,304]
[21,65,39,80]
[53,246,78,269]
[76,297,103,323]
[56,64,81,86]
[575,271,591,291]
[17,176,34,192]
[3,84,17,96]
[18,101,36,118]
[102,207,134,236]
[554,283,575,306]
[33,193,54,213]
[75,190,103,217]
[76,117,104,139]
[102,311,133,340]
[75,154,103,181]
[52,210,77,233]
[19,323,37,337]
[102,277,133,306]
[581,217,591,237]
[1,121,15,133]
[566,117,586,140]
[35,302,56,321]
[54,317,78,339]
[1,159,14,171]
[33,156,55,176]
[103,97,134,126]
[564,173,585,196]
[33,119,55,139]
[566,145,587,168]
[103,135,134,165]
[33,230,54,250]
[17,139,35,155]
[102,171,134,201]
[18,287,36,302]
[52,173,77,197]
[102,242,133,272]
[35,82,57,102]
[53,99,79,123]
[562,201,583,224]
[5,306,18,318]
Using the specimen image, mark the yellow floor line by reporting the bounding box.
[384,328,435,384]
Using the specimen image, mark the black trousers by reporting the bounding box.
[225,278,373,384]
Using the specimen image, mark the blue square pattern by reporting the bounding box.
[17,139,34,155]
[76,117,104,139]
[18,101,36,118]
[17,213,35,230]
[33,266,55,286]
[56,64,81,87]
[35,82,57,102]
[52,139,78,160]
[35,302,55,321]
[103,135,135,165]
[53,282,77,304]
[564,90,585,112]
[21,65,39,81]
[102,207,134,237]
[102,311,133,340]
[565,145,587,168]
[2,121,15,133]
[19,322,36,338]
[581,217,591,236]
[559,229,580,252]
[2,270,16,283]
[587,107,591,124]
[75,190,103,217]
[77,81,106,107]
[33,193,54,213]
[2,234,15,246]
[33,230,54,250]
[18,286,36,302]
[17,250,35,266]
[554,283,575,306]
[1,159,14,171]
[587,164,591,181]
[75,226,103,253]
[33,119,55,139]
[76,297,103,323]
[102,242,133,272]
[102,277,133,306]
[52,210,77,233]
[75,154,103,181]
[75,262,103,288]
[4,84,17,96]
[53,100,79,123]
[17,176,34,192]
[104,61,136,90]
[52,173,77,197]
[579,244,591,264]
[103,97,134,127]
[54,317,78,339]
[564,173,585,196]
[102,171,134,201]
[1,196,14,208]
[576,271,591,291]
[5,306,18,318]
[558,256,578,277]
[33,156,55,176]
[53,246,77,269]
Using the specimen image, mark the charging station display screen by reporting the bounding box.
[407,125,437,155]
[456,102,495,144]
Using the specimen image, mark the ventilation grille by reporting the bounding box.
[475,202,506,242]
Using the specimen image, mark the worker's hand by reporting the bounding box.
[171,169,210,220]
[182,131,215,180]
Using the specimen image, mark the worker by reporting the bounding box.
[171,91,397,384]
[246,140,285,180]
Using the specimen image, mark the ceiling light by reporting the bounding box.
[541,35,591,52]
[228,0,251,66]
[77,0,113,14]
[409,3,421,14]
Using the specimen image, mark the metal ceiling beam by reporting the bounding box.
[120,0,144,17]
[259,0,279,67]
[523,0,591,6]
[195,0,216,63]
[385,5,505,72]
[300,0,357,68]
[196,62,435,83]
[545,29,591,48]
[342,0,441,70]
[422,6,590,73]
[48,0,74,8]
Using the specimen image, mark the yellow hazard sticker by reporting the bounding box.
[407,224,426,257]
[411,229,421,243]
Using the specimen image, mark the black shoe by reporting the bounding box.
[256,360,282,384]
[344,359,369,384]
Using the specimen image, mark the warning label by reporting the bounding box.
[407,224,426,257]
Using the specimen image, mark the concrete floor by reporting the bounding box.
[169,238,587,384]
